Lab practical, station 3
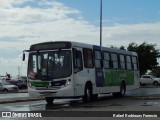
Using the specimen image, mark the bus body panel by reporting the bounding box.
[28,84,75,98]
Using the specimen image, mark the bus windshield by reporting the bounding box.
[28,50,71,80]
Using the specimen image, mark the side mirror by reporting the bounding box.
[23,53,25,61]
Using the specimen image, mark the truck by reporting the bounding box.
[140,75,160,86]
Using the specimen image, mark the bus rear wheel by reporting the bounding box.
[45,97,54,105]
[120,82,126,97]
[113,82,126,97]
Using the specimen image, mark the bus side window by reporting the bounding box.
[83,48,94,68]
[94,50,102,68]
[73,49,83,73]
[132,56,138,70]
[103,51,111,69]
[126,56,132,70]
[111,53,119,69]
[120,54,126,69]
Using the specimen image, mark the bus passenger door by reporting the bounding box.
[73,48,95,96]
[73,48,84,96]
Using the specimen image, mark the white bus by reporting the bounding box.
[23,41,139,104]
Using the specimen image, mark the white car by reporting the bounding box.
[0,80,18,93]
[140,75,160,86]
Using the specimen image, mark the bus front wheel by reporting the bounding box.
[45,97,54,105]
[82,84,92,103]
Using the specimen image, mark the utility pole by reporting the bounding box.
[100,0,103,47]
[18,66,20,79]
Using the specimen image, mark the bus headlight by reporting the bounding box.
[65,79,71,85]
[28,82,34,88]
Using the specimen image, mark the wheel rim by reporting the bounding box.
[121,83,125,96]
[86,88,91,99]
[121,87,125,95]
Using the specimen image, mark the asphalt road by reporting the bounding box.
[0,96,160,120]
[0,87,160,120]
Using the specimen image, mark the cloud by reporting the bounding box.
[102,23,160,47]
[0,0,160,76]
[0,55,27,76]
[0,0,80,23]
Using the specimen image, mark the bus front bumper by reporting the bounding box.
[28,85,75,98]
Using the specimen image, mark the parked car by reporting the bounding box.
[0,80,18,93]
[140,75,160,86]
[7,79,27,89]
[0,77,10,81]
[16,80,27,89]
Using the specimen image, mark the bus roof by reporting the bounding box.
[28,41,137,56]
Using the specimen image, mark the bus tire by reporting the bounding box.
[119,82,126,97]
[112,82,126,98]
[82,83,92,103]
[92,94,98,101]
[45,97,54,105]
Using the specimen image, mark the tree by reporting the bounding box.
[149,66,160,77]
[120,45,126,50]
[127,42,160,76]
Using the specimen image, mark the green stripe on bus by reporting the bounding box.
[104,70,134,86]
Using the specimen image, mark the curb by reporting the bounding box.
[18,89,28,93]
[136,96,160,100]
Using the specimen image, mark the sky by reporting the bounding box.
[0,0,160,76]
